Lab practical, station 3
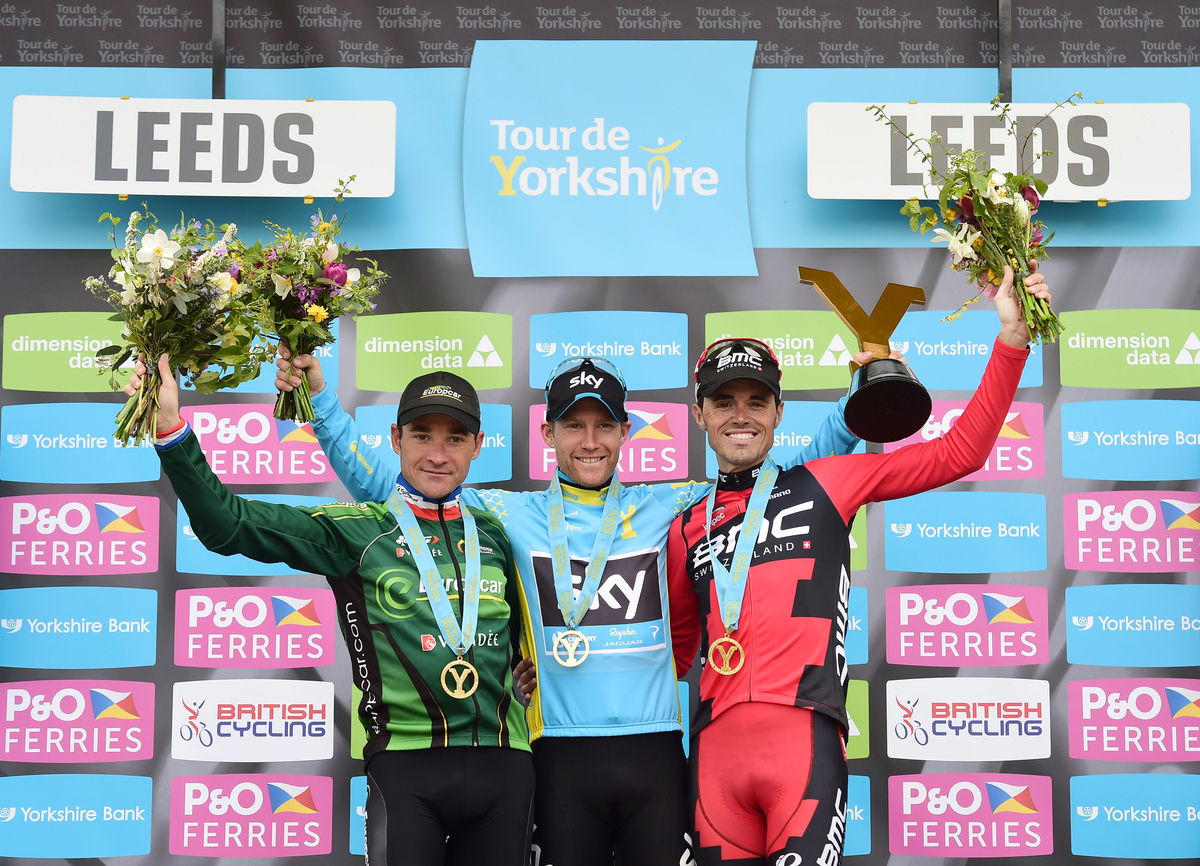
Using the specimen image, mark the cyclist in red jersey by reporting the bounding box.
[667,265,1050,866]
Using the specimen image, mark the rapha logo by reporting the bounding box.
[1073,616,1095,630]
[891,523,912,538]
[6,434,27,448]
[1,619,21,633]
[1076,805,1099,821]
[1068,431,1090,445]
[536,342,557,357]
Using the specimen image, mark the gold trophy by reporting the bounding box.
[798,267,931,443]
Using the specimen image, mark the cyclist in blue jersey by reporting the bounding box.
[276,348,865,866]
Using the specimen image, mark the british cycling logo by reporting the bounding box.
[1064,491,1200,572]
[0,773,152,858]
[1068,677,1200,761]
[1062,400,1200,481]
[174,588,336,668]
[1070,773,1200,858]
[0,494,159,576]
[1066,584,1200,667]
[2,680,154,763]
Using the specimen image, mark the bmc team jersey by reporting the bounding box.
[156,425,530,762]
[308,387,860,740]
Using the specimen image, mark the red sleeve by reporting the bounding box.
[808,338,1029,524]
[667,511,701,678]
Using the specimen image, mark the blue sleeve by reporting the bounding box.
[777,394,861,471]
[648,480,714,517]
[310,386,395,503]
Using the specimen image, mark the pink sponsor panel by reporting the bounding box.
[1,679,154,762]
[884,401,1044,481]
[888,773,1053,857]
[0,493,159,575]
[174,588,337,669]
[1063,491,1200,573]
[180,404,335,485]
[886,585,1049,666]
[170,774,332,857]
[1068,677,1200,761]
[528,401,690,482]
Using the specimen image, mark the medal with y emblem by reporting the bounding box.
[441,657,479,698]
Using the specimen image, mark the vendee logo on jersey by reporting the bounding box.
[0,773,152,858]
[529,402,688,482]
[1060,309,1200,389]
[170,774,332,857]
[0,402,159,484]
[1066,584,1200,667]
[355,403,512,484]
[0,586,156,669]
[884,401,1044,480]
[1064,491,1200,573]
[528,311,688,390]
[1062,399,1200,480]
[2,679,153,763]
[886,585,1049,667]
[0,494,158,576]
[1069,677,1200,762]
[885,492,1047,574]
[180,404,334,484]
[890,310,1043,389]
[174,588,335,669]
[357,311,513,391]
[887,677,1050,761]
[177,494,327,575]
[1070,773,1200,859]
[171,679,333,762]
[889,773,1053,857]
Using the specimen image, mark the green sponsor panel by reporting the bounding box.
[850,504,867,571]
[846,678,869,759]
[705,311,858,391]
[1060,309,1200,389]
[351,683,366,760]
[3,312,130,392]
[357,312,513,391]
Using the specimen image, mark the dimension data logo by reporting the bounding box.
[179,405,334,484]
[1070,774,1200,859]
[1060,310,1200,388]
[0,586,156,669]
[357,311,512,390]
[1062,399,1200,480]
[0,773,151,858]
[1068,677,1200,762]
[2,312,131,392]
[890,310,1043,389]
[1065,584,1200,667]
[528,311,688,389]
[1063,491,1200,573]
[174,588,336,669]
[705,310,858,390]
[885,401,1044,480]
[354,403,512,484]
[529,401,688,482]
[885,492,1047,574]
[462,40,756,277]
[0,403,158,484]
[2,679,154,763]
[176,493,329,576]
[0,494,159,576]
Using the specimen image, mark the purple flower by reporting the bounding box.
[1031,225,1044,245]
[193,221,203,231]
[310,214,320,226]
[266,249,277,260]
[228,263,242,280]
[323,261,348,286]
[331,215,338,223]
[1021,185,1040,212]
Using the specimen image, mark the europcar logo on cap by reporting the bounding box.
[1,494,159,576]
[530,401,688,482]
[354,403,512,484]
[1069,677,1200,761]
[422,385,462,401]
[1063,491,1200,573]
[1066,584,1200,667]
[0,773,152,858]
[886,585,1049,666]
[885,401,1044,480]
[0,586,156,669]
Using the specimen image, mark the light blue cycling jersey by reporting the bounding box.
[309,386,858,740]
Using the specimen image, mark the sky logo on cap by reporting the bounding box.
[1065,584,1200,667]
[530,401,688,481]
[529,311,688,390]
[884,401,1044,480]
[1061,399,1200,480]
[354,403,512,484]
[0,586,156,669]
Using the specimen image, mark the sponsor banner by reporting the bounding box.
[180,404,335,484]
[885,401,1044,480]
[12,96,395,197]
[886,585,1049,667]
[462,40,756,277]
[0,402,159,484]
[846,587,868,666]
[174,588,336,669]
[356,311,513,390]
[704,310,858,390]
[177,494,328,575]
[1066,584,1200,667]
[1064,491,1200,573]
[2,679,153,763]
[349,775,366,855]
[169,773,333,857]
[0,586,156,669]
[1062,399,1200,481]
[845,774,871,857]
[1069,677,1200,762]
[354,402,512,484]
[1071,773,1200,859]
[2,311,130,392]
[886,677,1050,761]
[885,492,1047,574]
[0,493,159,576]
[1060,310,1200,389]
[889,310,1043,389]
[529,401,688,482]
[703,399,867,478]
[183,321,339,393]
[847,678,870,759]
[528,311,688,390]
[0,773,152,858]
[888,773,1054,857]
[172,679,334,762]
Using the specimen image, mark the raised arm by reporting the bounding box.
[776,393,860,470]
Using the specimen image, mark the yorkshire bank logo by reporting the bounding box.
[528,311,688,390]
[357,311,512,390]
[1060,310,1200,388]
[462,40,756,277]
[1068,677,1200,762]
[0,773,152,858]
[1063,491,1200,573]
[890,310,1043,390]
[1066,584,1200,668]
[2,679,154,763]
[179,405,335,485]
[1061,399,1200,481]
[354,403,512,484]
[0,494,159,576]
[1070,773,1200,859]
[2,312,131,392]
[529,401,689,482]
[0,586,157,669]
[885,401,1044,480]
[174,588,336,669]
[1,403,159,484]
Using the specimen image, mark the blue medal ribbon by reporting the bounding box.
[547,472,623,629]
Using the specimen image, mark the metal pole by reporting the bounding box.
[997,0,1012,100]
[212,0,226,99]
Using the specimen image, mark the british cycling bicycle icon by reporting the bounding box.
[894,696,929,745]
[179,698,213,747]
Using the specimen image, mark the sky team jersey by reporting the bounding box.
[309,386,858,739]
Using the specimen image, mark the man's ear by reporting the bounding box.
[618,420,632,446]
[691,402,706,431]
[391,423,402,455]
[540,420,556,449]
[471,430,485,460]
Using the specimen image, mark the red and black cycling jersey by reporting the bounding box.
[668,338,1029,735]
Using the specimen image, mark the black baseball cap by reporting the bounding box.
[396,372,481,434]
[694,338,783,402]
[545,358,629,423]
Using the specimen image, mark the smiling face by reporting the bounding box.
[390,413,483,501]
[692,379,784,474]
[541,398,631,488]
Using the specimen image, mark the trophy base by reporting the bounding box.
[844,358,932,443]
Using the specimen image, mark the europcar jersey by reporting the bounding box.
[309,387,859,739]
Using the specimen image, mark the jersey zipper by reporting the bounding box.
[439,500,481,747]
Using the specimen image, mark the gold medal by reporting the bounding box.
[441,656,479,699]
[551,628,590,667]
[707,634,745,676]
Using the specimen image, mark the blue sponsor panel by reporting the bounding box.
[0,403,159,483]
[1071,773,1200,859]
[349,775,366,855]
[885,492,1047,574]
[1065,584,1200,667]
[0,773,152,858]
[890,311,1042,390]
[528,311,688,391]
[705,401,865,478]
[846,587,868,666]
[845,774,872,857]
[0,586,156,669]
[177,494,331,575]
[1061,400,1200,481]
[354,403,512,484]
[181,320,340,393]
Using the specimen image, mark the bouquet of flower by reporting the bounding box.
[85,209,271,445]
[868,93,1081,345]
[235,178,387,422]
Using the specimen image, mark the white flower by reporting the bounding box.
[932,223,980,261]
[209,271,237,297]
[322,242,339,264]
[346,267,361,284]
[1014,197,1031,226]
[984,170,1013,206]
[271,273,293,299]
[302,237,315,248]
[135,229,182,270]
[119,283,139,305]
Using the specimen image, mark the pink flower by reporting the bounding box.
[1021,185,1040,212]
[323,262,348,286]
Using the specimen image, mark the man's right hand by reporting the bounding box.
[276,346,326,396]
[125,354,181,435]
